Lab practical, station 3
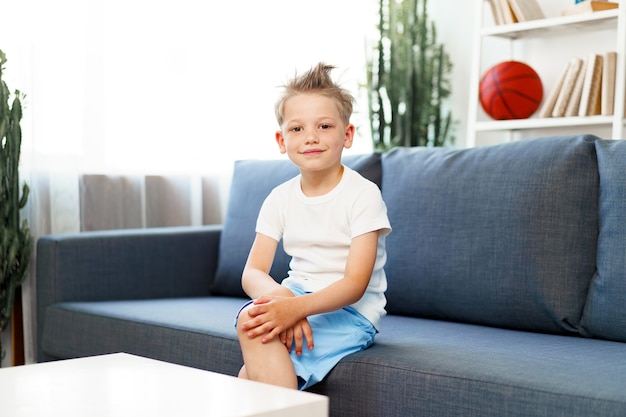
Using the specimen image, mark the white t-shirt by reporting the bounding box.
[256,166,392,329]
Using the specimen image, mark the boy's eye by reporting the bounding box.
[320,124,331,130]
[290,126,302,132]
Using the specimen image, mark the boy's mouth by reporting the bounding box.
[302,149,324,156]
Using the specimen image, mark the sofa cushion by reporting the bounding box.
[580,139,626,342]
[381,135,599,334]
[310,316,626,417]
[42,297,246,375]
[212,153,382,297]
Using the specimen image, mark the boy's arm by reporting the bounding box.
[241,232,313,353]
[244,230,380,342]
[298,230,379,314]
[242,233,294,299]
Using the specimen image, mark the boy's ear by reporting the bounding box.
[275,131,287,154]
[343,124,355,149]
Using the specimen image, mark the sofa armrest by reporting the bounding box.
[36,225,222,359]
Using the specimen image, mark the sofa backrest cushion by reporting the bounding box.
[381,135,599,335]
[580,139,626,342]
[212,153,382,297]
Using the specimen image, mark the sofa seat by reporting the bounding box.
[43,299,626,417]
[42,297,246,375]
[312,316,626,417]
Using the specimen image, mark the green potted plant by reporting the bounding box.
[366,0,454,151]
[0,49,32,364]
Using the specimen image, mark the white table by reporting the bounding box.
[0,353,328,417]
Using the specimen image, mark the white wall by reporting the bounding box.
[427,1,475,147]
[1,0,380,177]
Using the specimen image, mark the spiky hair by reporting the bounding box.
[275,63,354,127]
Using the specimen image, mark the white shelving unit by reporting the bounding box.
[467,1,626,147]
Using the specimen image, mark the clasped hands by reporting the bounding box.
[240,295,314,355]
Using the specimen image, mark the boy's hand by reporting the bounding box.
[281,319,314,355]
[242,296,313,351]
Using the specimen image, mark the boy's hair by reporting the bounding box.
[275,63,355,127]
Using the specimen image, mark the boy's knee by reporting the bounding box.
[236,305,253,335]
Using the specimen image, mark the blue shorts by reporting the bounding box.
[234,285,376,390]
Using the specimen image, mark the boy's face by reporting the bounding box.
[276,93,354,174]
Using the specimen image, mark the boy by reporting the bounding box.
[236,63,391,390]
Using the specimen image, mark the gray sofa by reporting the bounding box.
[37,135,626,417]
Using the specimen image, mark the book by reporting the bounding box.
[601,51,617,115]
[497,0,516,24]
[552,57,584,117]
[507,0,528,22]
[562,1,619,17]
[564,59,588,117]
[578,54,604,116]
[487,0,504,25]
[539,62,571,118]
[508,0,545,22]
[523,0,546,20]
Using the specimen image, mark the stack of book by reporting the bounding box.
[487,0,545,25]
[538,51,617,118]
[487,0,618,24]
[562,1,619,17]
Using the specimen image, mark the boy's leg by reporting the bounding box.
[236,305,298,389]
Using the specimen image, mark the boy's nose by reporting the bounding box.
[305,133,319,144]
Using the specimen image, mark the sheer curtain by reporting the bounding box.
[1,0,377,364]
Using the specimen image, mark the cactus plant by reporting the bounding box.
[366,0,454,151]
[0,49,32,363]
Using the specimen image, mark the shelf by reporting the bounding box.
[468,0,626,146]
[481,8,619,39]
[474,115,620,132]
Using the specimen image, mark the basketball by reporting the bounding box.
[479,61,543,120]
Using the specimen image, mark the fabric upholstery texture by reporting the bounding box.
[212,153,382,297]
[581,139,626,342]
[381,135,599,334]
[310,315,626,417]
[36,226,221,361]
[42,297,245,376]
